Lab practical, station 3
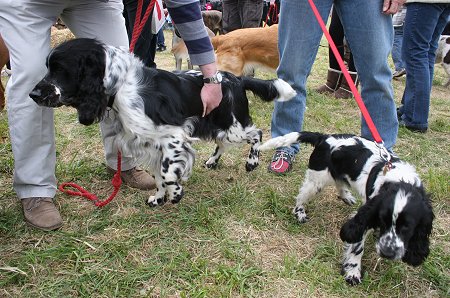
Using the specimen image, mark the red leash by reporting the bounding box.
[59,0,156,207]
[307,0,383,144]
[59,152,122,207]
[130,0,157,52]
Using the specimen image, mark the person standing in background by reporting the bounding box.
[222,0,264,33]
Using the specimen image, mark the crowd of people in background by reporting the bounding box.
[0,0,449,230]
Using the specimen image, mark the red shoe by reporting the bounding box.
[268,150,294,174]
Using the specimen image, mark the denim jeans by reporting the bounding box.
[272,0,398,154]
[399,3,450,130]
[392,25,405,71]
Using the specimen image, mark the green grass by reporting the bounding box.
[0,30,449,297]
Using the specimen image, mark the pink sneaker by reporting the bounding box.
[268,150,294,174]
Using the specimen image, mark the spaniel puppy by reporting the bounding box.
[29,38,295,207]
[259,131,434,285]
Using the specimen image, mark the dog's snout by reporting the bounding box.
[378,246,397,259]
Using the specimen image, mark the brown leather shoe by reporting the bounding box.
[107,166,156,190]
[22,197,63,231]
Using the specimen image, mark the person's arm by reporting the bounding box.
[165,0,222,116]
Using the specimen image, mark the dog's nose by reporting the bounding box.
[29,89,42,100]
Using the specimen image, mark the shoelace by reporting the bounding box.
[271,151,291,171]
[25,197,51,211]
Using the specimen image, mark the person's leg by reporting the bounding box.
[0,0,64,230]
[337,0,397,150]
[240,0,264,29]
[400,3,448,131]
[222,0,241,33]
[271,0,333,157]
[0,1,63,199]
[392,25,405,72]
[328,7,345,71]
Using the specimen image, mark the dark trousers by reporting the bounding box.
[123,0,157,68]
[328,7,356,72]
[222,0,264,33]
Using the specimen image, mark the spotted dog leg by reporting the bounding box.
[205,142,225,169]
[341,232,368,285]
[336,181,357,206]
[293,169,332,223]
[146,172,167,207]
[245,128,262,172]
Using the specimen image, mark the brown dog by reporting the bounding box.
[211,25,279,76]
[201,10,223,35]
[0,34,8,111]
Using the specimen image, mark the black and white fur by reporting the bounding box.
[436,35,450,87]
[29,38,295,207]
[259,132,434,285]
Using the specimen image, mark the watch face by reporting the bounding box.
[216,72,223,82]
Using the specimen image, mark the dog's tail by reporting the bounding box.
[242,77,296,102]
[258,131,327,151]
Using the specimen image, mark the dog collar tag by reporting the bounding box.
[383,162,393,175]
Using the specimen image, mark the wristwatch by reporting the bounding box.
[203,71,223,84]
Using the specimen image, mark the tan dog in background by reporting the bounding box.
[172,27,215,70]
[171,10,221,71]
[212,25,279,76]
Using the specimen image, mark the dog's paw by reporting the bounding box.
[338,195,356,206]
[170,189,184,204]
[146,195,166,207]
[204,159,218,169]
[293,206,309,223]
[342,263,362,286]
[245,161,259,172]
[344,273,362,286]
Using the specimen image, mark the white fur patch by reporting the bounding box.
[273,79,296,102]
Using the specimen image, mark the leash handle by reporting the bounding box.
[307,0,383,144]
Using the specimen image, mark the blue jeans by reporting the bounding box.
[399,3,450,130]
[272,0,397,153]
[392,25,405,71]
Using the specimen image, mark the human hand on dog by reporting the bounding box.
[201,83,222,117]
[382,0,405,14]
[199,63,223,116]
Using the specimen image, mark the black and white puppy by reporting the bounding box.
[259,132,434,285]
[29,38,295,207]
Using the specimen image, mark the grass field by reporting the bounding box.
[0,30,449,297]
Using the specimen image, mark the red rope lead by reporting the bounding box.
[59,152,122,207]
[307,0,383,144]
[130,0,157,53]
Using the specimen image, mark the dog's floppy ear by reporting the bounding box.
[402,193,434,266]
[340,195,381,243]
[76,51,108,125]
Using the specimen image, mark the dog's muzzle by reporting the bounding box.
[30,80,63,108]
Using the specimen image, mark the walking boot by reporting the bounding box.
[315,68,342,94]
[333,71,359,99]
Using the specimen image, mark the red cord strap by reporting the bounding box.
[307,0,383,144]
[59,152,122,207]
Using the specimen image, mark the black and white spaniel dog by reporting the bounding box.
[29,38,295,207]
[259,132,434,285]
